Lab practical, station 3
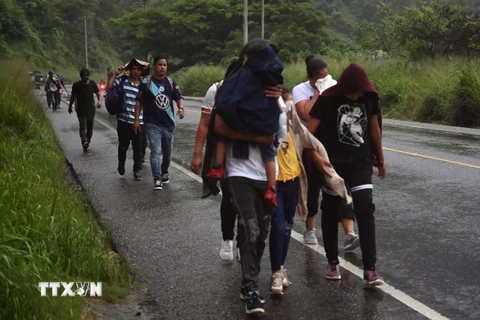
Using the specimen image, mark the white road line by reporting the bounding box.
[94,116,449,320]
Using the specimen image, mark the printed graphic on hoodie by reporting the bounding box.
[337,103,368,147]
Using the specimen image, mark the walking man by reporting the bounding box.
[106,59,148,180]
[134,56,185,190]
[68,69,102,152]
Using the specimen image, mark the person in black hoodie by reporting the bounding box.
[307,63,386,286]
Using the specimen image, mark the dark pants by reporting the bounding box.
[220,179,237,242]
[48,91,58,110]
[78,116,94,145]
[321,164,376,270]
[269,177,300,271]
[55,91,61,107]
[142,127,148,161]
[228,177,273,291]
[117,120,143,172]
[304,150,355,221]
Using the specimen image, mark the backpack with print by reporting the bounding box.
[105,76,127,115]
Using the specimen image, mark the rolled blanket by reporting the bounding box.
[286,100,352,206]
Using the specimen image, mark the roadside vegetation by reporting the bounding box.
[0,60,131,319]
[174,57,480,128]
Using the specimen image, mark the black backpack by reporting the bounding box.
[105,76,127,115]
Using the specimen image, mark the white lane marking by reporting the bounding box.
[93,116,448,320]
[290,233,448,320]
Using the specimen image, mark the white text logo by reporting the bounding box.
[38,282,102,297]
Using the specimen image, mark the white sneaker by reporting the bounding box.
[303,228,318,245]
[281,267,292,288]
[270,273,284,295]
[220,240,234,261]
[343,231,360,250]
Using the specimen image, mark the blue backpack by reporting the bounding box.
[105,76,127,115]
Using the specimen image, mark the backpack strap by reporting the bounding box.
[167,76,174,91]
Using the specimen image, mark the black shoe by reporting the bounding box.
[161,173,170,183]
[153,178,163,190]
[245,291,265,315]
[118,162,125,176]
[133,170,142,181]
[239,286,265,303]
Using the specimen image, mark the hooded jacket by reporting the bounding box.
[321,63,383,166]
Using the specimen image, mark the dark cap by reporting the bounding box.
[80,69,90,78]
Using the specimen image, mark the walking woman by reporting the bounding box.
[307,63,386,285]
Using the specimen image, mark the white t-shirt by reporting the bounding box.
[225,97,284,181]
[292,75,337,105]
[201,81,223,114]
[292,81,316,105]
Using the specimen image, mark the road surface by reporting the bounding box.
[43,92,480,319]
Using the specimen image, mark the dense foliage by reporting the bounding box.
[0,0,479,73]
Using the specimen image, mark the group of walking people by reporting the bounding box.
[191,39,386,315]
[63,38,386,316]
[67,58,184,188]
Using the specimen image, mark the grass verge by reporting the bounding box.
[173,57,480,128]
[0,60,131,319]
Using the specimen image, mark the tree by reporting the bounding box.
[384,0,480,59]
[108,0,332,68]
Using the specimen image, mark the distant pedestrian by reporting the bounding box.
[68,69,102,152]
[44,71,65,111]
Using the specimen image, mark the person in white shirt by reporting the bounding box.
[292,55,360,251]
[191,63,283,264]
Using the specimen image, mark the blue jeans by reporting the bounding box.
[269,176,300,271]
[146,123,174,179]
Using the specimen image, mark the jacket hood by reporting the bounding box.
[321,63,377,97]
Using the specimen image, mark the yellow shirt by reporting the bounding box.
[277,132,301,182]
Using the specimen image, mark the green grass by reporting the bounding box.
[0,60,131,319]
[173,56,480,128]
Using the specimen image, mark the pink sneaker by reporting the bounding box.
[325,262,341,280]
[363,270,384,286]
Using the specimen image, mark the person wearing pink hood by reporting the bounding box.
[307,63,386,285]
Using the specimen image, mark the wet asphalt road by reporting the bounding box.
[43,92,480,320]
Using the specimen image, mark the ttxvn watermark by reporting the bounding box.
[38,282,102,297]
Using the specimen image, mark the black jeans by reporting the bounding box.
[78,116,94,145]
[117,120,143,172]
[321,164,376,270]
[228,177,273,291]
[220,179,237,241]
[142,127,148,160]
[304,150,355,221]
